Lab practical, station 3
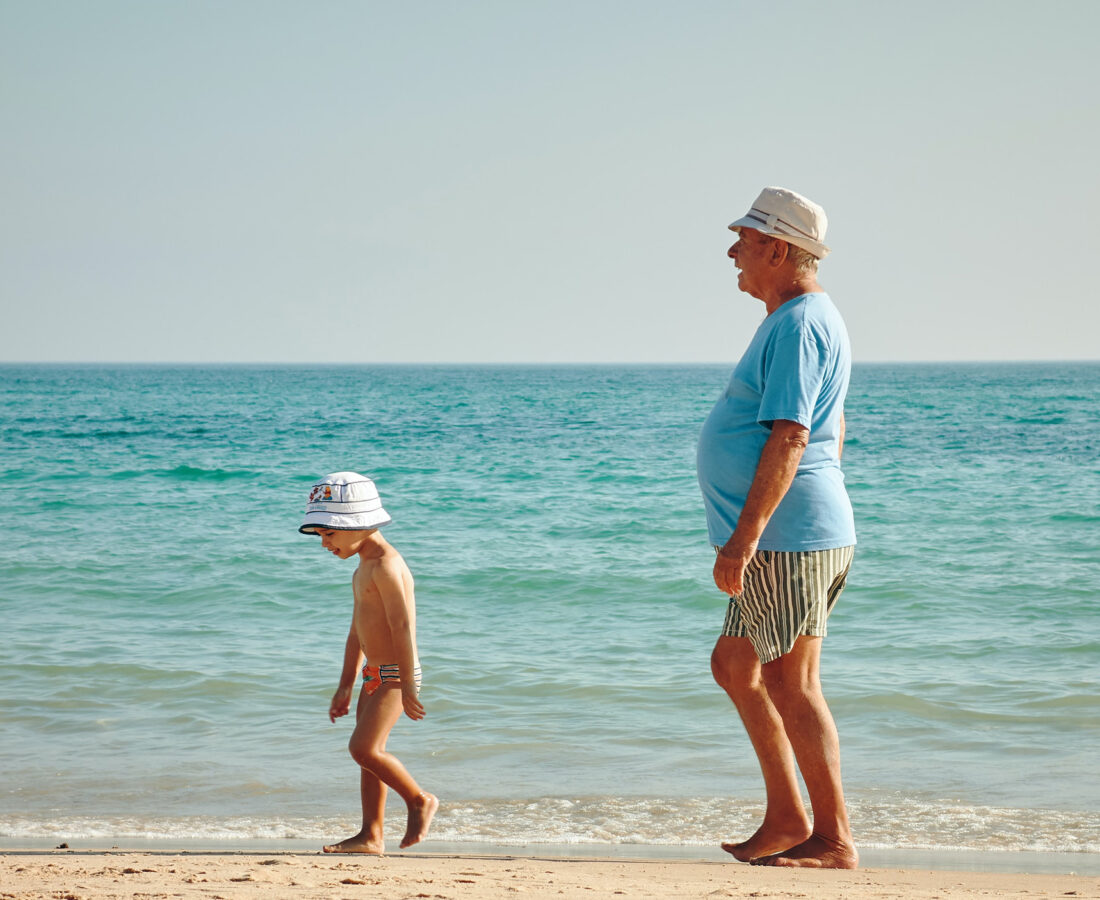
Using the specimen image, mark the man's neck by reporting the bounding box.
[765,277,823,315]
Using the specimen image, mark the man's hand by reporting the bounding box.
[329,684,353,723]
[714,536,758,596]
[402,685,425,721]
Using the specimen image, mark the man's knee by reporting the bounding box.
[711,637,760,697]
[760,648,820,711]
[709,644,730,688]
[760,657,793,700]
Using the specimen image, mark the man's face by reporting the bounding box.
[727,227,776,299]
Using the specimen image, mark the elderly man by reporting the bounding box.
[697,186,857,869]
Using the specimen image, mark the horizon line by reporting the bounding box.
[1,358,1097,367]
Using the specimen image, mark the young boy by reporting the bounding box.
[299,471,438,854]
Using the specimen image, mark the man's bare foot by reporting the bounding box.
[399,792,438,849]
[751,833,858,869]
[322,831,385,854]
[721,820,812,862]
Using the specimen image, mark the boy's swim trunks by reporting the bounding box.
[361,662,423,696]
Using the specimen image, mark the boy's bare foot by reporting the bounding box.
[322,831,385,855]
[720,820,812,862]
[399,792,438,849]
[751,833,858,869]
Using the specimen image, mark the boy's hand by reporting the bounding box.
[402,685,425,721]
[329,684,353,723]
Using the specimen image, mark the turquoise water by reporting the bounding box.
[0,363,1097,860]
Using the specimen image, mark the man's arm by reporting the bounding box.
[838,411,845,461]
[713,419,809,596]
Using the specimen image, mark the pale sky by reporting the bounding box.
[3,1,1098,364]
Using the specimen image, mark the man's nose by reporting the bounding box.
[727,244,738,259]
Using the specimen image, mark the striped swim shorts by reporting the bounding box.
[720,545,855,664]
[361,663,423,696]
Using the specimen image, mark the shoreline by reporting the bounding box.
[2,848,1097,900]
[3,839,1096,876]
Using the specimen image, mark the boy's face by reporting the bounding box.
[315,528,374,559]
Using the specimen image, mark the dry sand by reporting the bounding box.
[1,850,1096,899]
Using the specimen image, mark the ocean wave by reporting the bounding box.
[158,466,264,481]
[99,465,266,482]
[1,796,1096,855]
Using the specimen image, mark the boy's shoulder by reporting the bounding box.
[360,543,412,581]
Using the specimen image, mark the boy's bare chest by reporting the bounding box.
[350,566,390,637]
[351,572,384,622]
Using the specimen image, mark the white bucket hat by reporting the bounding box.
[728,186,830,259]
[299,471,392,534]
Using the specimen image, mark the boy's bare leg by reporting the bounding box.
[323,769,387,854]
[754,636,857,869]
[400,789,439,849]
[348,685,437,850]
[711,636,812,861]
[325,687,389,854]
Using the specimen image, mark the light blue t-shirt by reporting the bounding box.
[696,292,856,551]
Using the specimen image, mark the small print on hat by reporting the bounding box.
[299,471,392,534]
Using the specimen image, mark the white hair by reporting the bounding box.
[785,243,820,274]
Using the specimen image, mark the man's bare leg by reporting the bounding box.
[711,636,812,861]
[323,769,387,854]
[754,636,857,869]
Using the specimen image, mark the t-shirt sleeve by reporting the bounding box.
[757,329,827,429]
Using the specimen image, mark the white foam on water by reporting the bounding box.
[2,795,1097,856]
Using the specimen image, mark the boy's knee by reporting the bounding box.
[348,740,380,770]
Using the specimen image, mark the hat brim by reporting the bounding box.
[299,511,392,534]
[728,214,762,233]
[728,215,830,259]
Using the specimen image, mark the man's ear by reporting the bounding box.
[769,238,789,267]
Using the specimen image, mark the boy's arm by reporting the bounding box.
[375,560,425,721]
[329,623,363,723]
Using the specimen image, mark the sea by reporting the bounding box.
[1,362,1097,874]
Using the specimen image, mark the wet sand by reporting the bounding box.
[2,849,1096,899]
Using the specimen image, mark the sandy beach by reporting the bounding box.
[2,850,1096,900]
